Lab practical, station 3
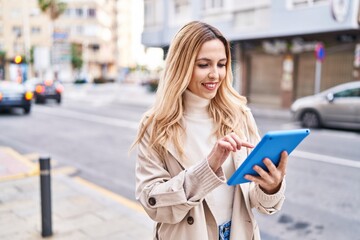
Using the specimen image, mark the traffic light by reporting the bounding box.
[14,55,22,64]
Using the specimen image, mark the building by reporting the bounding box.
[0,0,51,81]
[142,0,360,108]
[0,0,138,83]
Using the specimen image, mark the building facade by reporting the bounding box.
[0,0,144,83]
[142,0,360,108]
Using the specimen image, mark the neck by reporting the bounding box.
[183,89,211,119]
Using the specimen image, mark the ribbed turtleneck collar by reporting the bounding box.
[183,89,211,119]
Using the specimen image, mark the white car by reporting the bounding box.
[291,81,360,130]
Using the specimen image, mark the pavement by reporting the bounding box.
[0,82,291,240]
[0,146,153,239]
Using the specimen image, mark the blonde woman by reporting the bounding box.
[133,21,288,240]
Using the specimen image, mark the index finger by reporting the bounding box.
[229,133,254,149]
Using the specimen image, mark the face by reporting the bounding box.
[188,39,227,99]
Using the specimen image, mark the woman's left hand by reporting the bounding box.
[244,151,288,194]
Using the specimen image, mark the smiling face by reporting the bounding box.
[187,39,227,100]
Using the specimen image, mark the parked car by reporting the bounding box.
[291,81,360,130]
[0,81,33,114]
[25,78,63,104]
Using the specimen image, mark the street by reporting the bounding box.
[1,83,359,240]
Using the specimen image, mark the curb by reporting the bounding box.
[0,147,39,182]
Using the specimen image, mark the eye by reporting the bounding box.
[198,64,208,68]
[218,63,226,68]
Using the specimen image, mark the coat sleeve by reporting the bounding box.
[135,126,225,224]
[249,180,286,215]
[245,109,286,215]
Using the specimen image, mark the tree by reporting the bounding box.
[37,0,67,79]
[38,0,67,21]
[0,51,6,80]
[71,43,83,70]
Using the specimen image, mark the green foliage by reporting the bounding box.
[38,0,67,20]
[71,43,83,70]
[0,50,5,59]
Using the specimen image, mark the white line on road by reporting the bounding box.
[292,150,360,169]
[34,106,139,130]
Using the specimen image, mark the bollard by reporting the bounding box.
[39,156,52,237]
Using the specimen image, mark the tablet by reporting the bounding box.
[227,129,310,185]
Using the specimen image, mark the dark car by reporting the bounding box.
[291,81,360,130]
[0,81,33,114]
[25,78,63,104]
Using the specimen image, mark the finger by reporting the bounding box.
[263,158,277,174]
[253,165,271,182]
[218,140,235,152]
[277,151,288,173]
[229,133,254,150]
[223,135,237,151]
[240,141,254,149]
[244,174,263,185]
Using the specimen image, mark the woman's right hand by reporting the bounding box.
[207,132,254,172]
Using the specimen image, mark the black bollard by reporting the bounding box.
[39,156,52,237]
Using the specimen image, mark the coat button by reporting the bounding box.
[148,197,156,206]
[187,216,194,225]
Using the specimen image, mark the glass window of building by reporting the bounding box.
[203,0,224,9]
[76,8,83,17]
[287,0,329,9]
[88,8,96,18]
[12,26,22,37]
[31,27,41,35]
[174,0,189,14]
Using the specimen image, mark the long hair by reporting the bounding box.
[132,21,258,161]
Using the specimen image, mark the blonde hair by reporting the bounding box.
[132,21,258,160]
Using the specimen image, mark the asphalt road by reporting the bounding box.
[0,83,359,240]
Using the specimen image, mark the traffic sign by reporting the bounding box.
[315,43,325,61]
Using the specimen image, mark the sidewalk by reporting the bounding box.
[0,147,153,240]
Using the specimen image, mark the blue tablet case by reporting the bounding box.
[227,129,310,185]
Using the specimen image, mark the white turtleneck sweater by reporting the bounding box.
[182,89,235,226]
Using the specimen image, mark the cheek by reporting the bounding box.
[220,69,227,80]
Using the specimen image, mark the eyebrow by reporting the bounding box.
[195,57,227,62]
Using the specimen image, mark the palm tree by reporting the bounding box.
[38,0,67,21]
[37,0,67,79]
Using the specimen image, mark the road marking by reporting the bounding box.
[34,107,139,129]
[293,150,360,169]
[73,176,145,214]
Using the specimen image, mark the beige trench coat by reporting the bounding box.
[135,114,286,240]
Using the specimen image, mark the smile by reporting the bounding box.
[202,82,218,90]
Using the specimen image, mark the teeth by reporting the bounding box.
[203,83,216,88]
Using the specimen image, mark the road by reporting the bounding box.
[1,83,359,240]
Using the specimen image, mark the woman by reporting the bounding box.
[132,21,288,240]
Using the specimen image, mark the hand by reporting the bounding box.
[207,133,254,172]
[244,151,288,194]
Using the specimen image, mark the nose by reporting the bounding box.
[208,69,219,79]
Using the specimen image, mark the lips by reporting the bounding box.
[202,82,218,90]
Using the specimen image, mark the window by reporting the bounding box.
[174,0,189,14]
[75,8,83,17]
[287,0,329,9]
[31,27,41,35]
[203,0,224,10]
[76,26,83,34]
[12,26,22,37]
[88,8,96,18]
[334,88,360,98]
